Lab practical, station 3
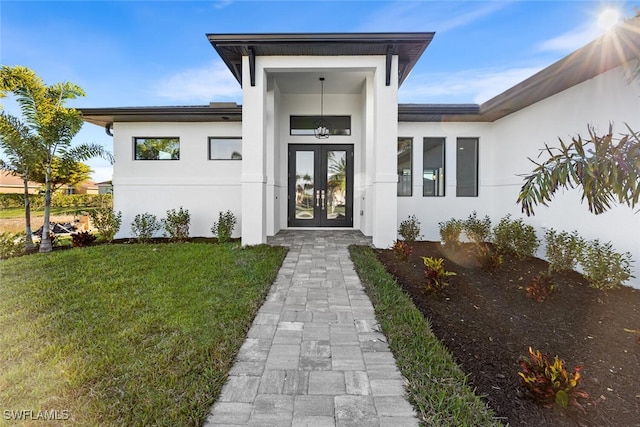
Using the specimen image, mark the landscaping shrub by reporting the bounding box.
[0,232,24,259]
[579,239,633,290]
[462,211,491,244]
[526,272,555,302]
[438,218,462,247]
[398,214,421,242]
[544,229,584,273]
[492,214,540,259]
[211,210,237,243]
[89,208,122,242]
[71,231,97,247]
[391,240,412,262]
[0,193,112,210]
[518,347,588,409]
[477,244,503,271]
[422,256,456,291]
[163,207,190,242]
[131,213,162,243]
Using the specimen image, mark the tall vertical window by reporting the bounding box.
[134,137,180,160]
[397,137,412,197]
[423,137,445,197]
[456,137,478,197]
[209,137,242,160]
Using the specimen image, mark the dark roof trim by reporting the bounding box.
[78,105,242,128]
[398,104,483,122]
[206,32,434,88]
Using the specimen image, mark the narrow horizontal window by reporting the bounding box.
[423,137,445,197]
[397,137,412,197]
[456,137,478,197]
[290,116,351,136]
[209,137,242,160]
[134,137,180,160]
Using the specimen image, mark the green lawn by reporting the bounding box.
[349,245,502,426]
[0,243,287,426]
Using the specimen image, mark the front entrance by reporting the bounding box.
[288,144,354,227]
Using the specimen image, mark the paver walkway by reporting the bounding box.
[204,230,419,427]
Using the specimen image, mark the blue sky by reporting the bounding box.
[1,0,635,182]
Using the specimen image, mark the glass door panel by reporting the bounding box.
[295,151,315,220]
[326,150,347,220]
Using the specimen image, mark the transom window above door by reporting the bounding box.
[290,116,351,136]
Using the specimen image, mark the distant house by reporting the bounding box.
[96,181,113,195]
[0,171,40,194]
[80,21,640,288]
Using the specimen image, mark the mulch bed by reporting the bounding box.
[376,241,640,427]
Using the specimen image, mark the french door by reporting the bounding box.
[288,144,354,227]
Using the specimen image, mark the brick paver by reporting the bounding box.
[204,231,419,426]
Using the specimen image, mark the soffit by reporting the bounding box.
[79,105,242,128]
[207,32,435,87]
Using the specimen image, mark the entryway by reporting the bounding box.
[288,144,354,227]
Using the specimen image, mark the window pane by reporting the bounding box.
[456,138,478,197]
[397,137,412,197]
[290,116,351,136]
[295,151,315,220]
[423,137,445,197]
[134,138,180,160]
[209,137,242,160]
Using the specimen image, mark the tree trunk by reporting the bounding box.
[39,166,53,253]
[22,174,35,253]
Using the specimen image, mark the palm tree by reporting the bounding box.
[0,114,43,252]
[0,65,112,253]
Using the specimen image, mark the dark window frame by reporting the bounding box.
[423,137,446,197]
[134,137,180,161]
[290,115,352,136]
[397,137,413,197]
[456,137,479,197]
[208,137,242,160]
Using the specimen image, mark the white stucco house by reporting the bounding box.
[81,22,640,287]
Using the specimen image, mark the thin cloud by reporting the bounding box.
[537,24,603,53]
[154,61,242,104]
[357,1,509,33]
[399,66,543,104]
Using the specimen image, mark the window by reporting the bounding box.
[397,137,412,197]
[209,137,242,160]
[290,116,351,136]
[456,137,478,197]
[423,137,445,197]
[134,137,180,160]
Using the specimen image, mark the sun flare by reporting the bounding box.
[597,8,622,31]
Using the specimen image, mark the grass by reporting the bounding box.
[348,245,502,426]
[0,242,287,426]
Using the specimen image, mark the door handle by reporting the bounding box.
[321,190,325,210]
[316,190,321,207]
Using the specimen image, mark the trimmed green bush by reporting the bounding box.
[211,210,237,243]
[398,214,421,242]
[0,232,25,259]
[163,207,190,242]
[0,193,112,210]
[544,229,584,273]
[89,208,122,242]
[131,213,162,243]
[462,211,492,244]
[438,218,462,247]
[579,239,633,290]
[492,214,540,259]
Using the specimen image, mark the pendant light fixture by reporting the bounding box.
[314,77,331,139]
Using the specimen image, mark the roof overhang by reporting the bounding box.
[206,32,435,87]
[79,103,242,128]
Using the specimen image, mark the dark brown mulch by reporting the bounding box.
[376,241,640,427]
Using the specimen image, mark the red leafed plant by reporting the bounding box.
[392,240,413,262]
[526,272,555,302]
[518,347,589,409]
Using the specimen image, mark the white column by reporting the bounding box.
[241,56,267,245]
[372,56,398,248]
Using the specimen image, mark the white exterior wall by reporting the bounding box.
[398,65,640,288]
[112,121,242,239]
